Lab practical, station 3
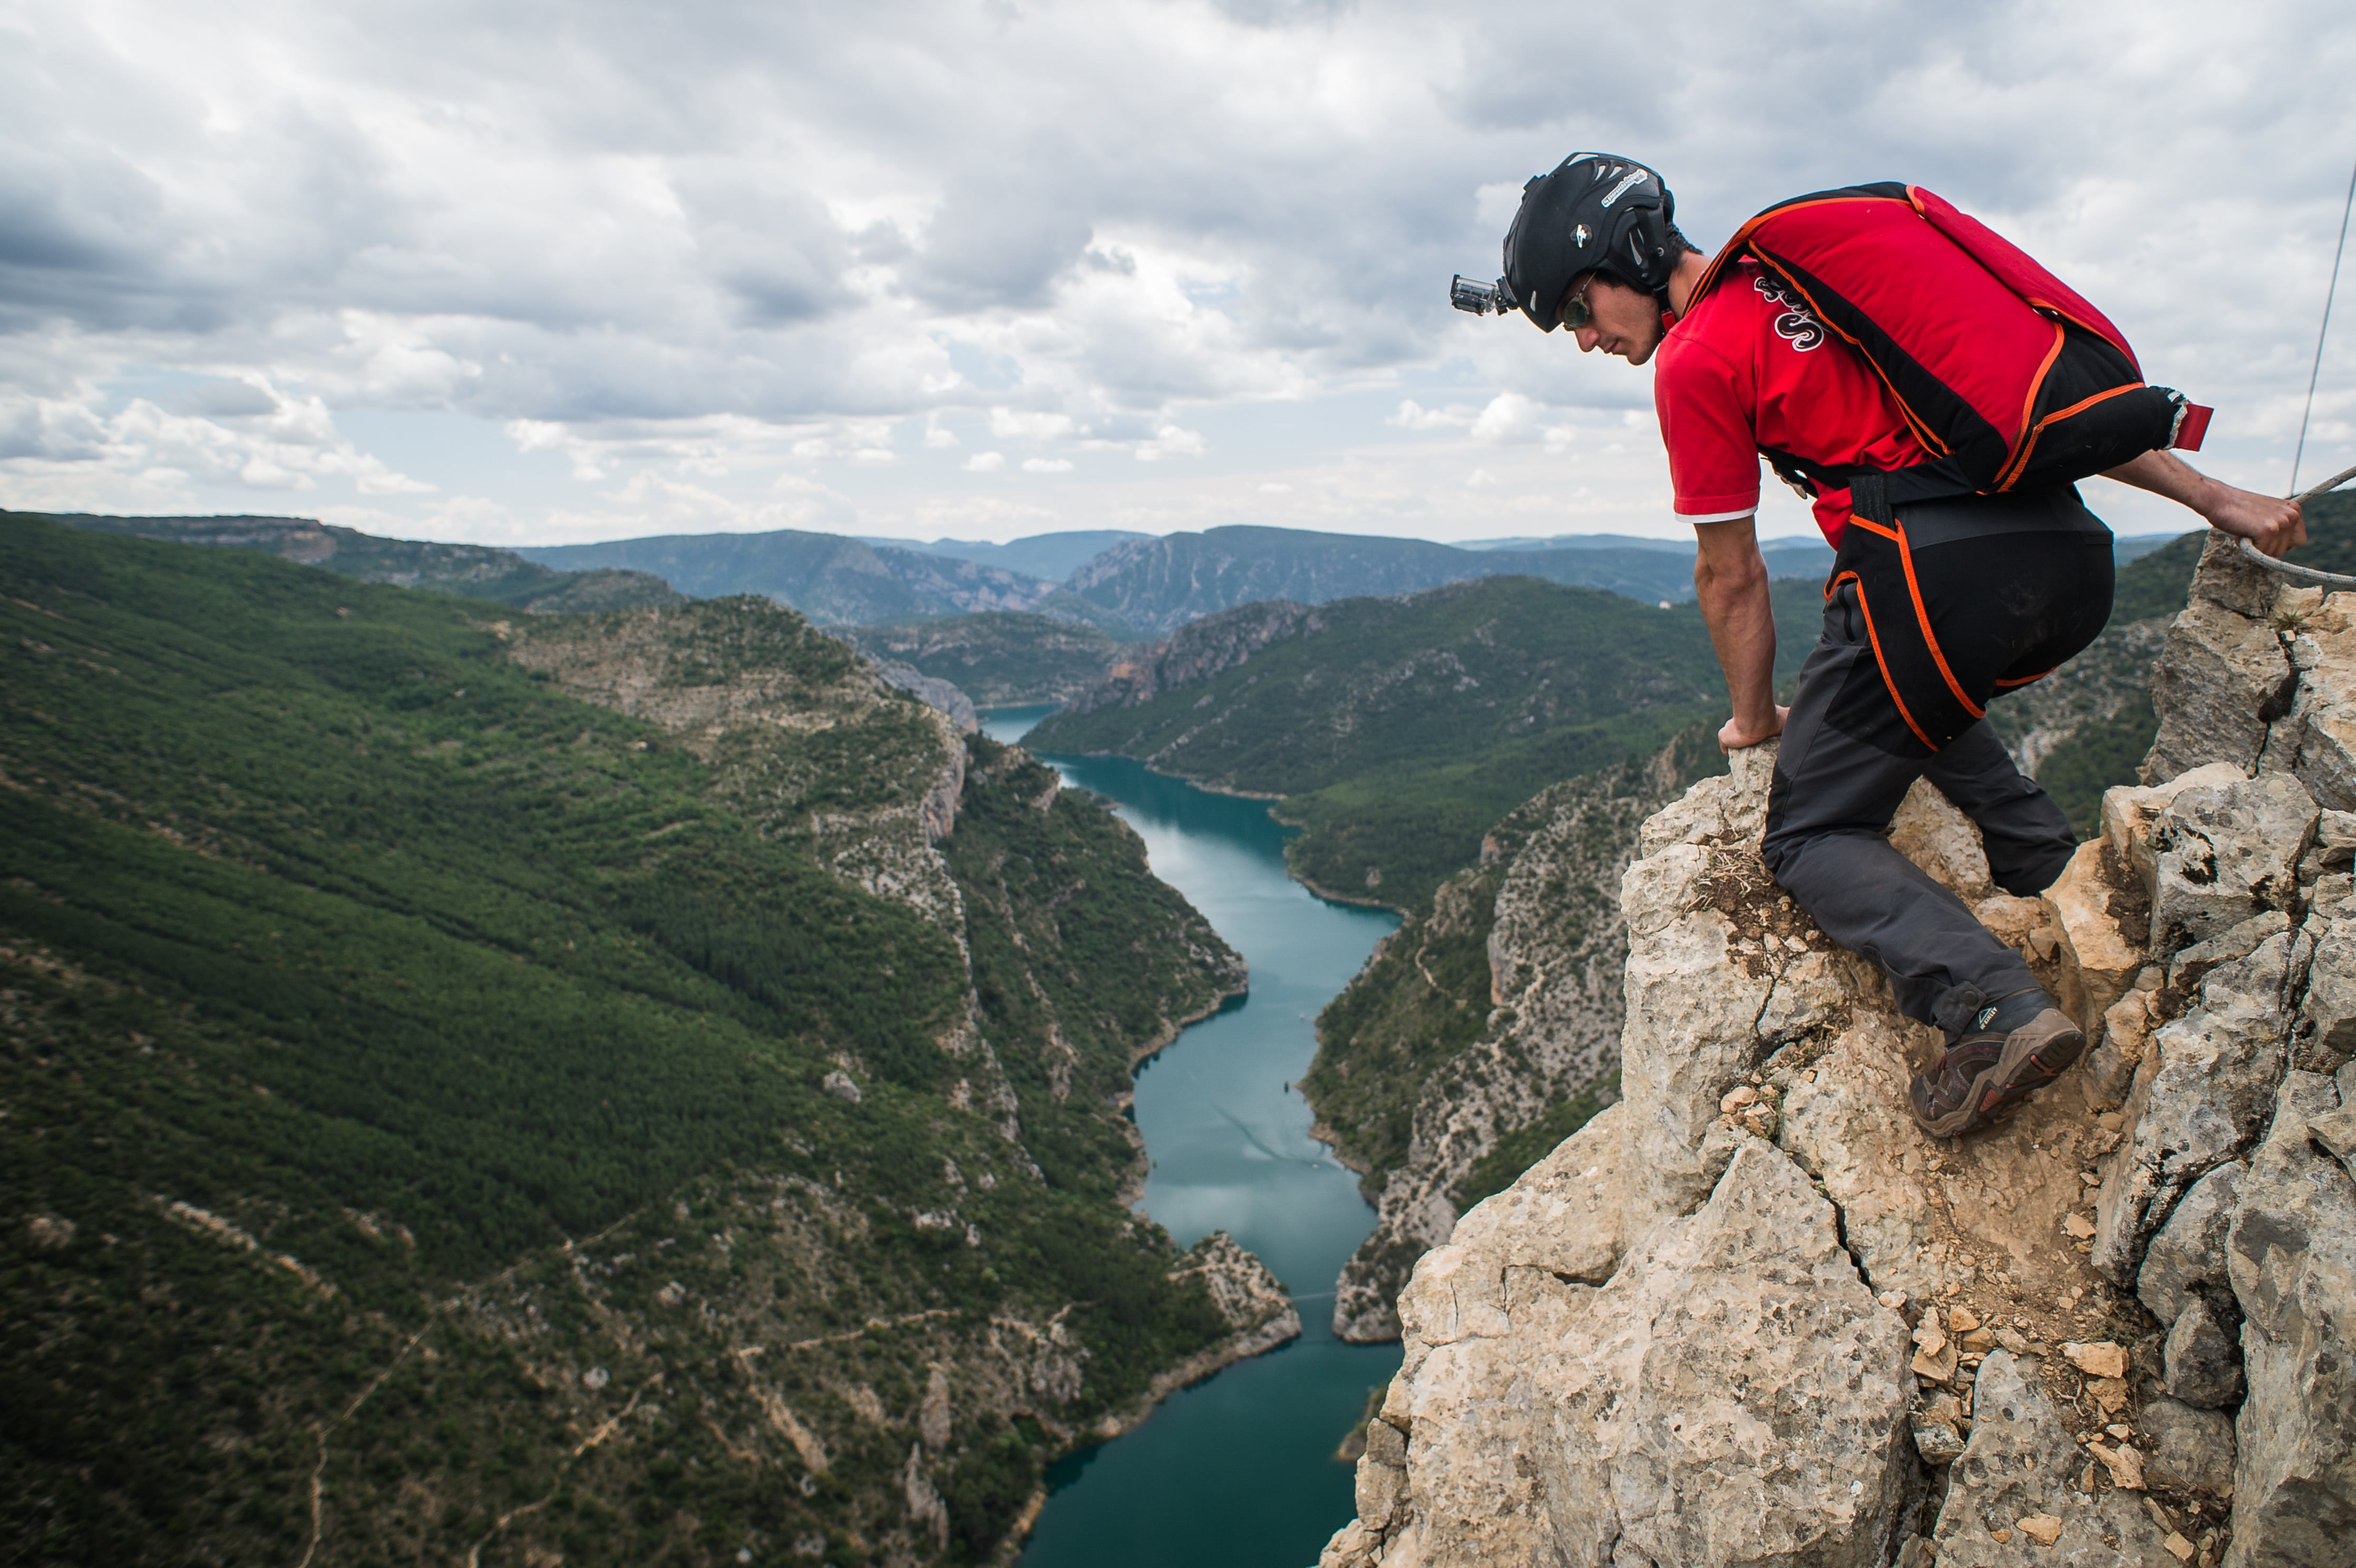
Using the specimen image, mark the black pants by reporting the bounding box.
[1761,488,2114,1033]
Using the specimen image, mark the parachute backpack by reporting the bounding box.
[1689,183,2213,522]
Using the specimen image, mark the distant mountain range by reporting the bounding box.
[1056,525,1836,634]
[521,521,1835,635]
[855,528,1147,581]
[22,510,2199,651]
[516,528,1067,626]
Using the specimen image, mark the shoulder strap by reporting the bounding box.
[1686,183,1915,308]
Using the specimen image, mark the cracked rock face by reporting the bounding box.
[2092,929,2311,1284]
[2142,1397,2238,1497]
[1324,540,2356,1568]
[1339,1140,1907,1568]
[1930,1351,2176,1568]
[2163,1297,2247,1409]
[2137,1160,2244,1328]
[2224,1073,2356,1568]
[2146,775,2318,953]
[1617,745,1867,1238]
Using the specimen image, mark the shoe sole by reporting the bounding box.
[1908,1009,2087,1140]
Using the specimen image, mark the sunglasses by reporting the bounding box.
[1557,280,1595,330]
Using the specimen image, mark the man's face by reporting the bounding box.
[1566,273,1665,366]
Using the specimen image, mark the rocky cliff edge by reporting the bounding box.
[1322,535,2355,1568]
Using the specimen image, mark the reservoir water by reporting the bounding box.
[979,707,1405,1568]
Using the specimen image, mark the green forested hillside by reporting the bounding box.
[1029,574,1824,908]
[0,519,1256,1566]
[847,612,1123,706]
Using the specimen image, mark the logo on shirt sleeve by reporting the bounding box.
[1751,273,1826,352]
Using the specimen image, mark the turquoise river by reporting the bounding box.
[978,707,1405,1568]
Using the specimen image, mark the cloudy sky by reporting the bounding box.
[3,0,2353,551]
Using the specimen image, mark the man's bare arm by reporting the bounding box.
[1693,515,1786,751]
[2101,450,2306,557]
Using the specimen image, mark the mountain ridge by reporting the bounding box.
[16,509,684,614]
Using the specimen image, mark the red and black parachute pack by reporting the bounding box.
[1689,183,2212,523]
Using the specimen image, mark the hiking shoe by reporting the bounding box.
[1907,998,2085,1138]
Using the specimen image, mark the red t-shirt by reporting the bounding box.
[1653,259,1927,547]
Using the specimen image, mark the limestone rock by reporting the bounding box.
[1173,1229,1301,1358]
[2141,1396,2238,1498]
[2084,979,2159,1105]
[2102,762,2253,880]
[2092,930,2310,1284]
[2309,1104,2356,1164]
[1327,755,1678,1341]
[2224,1072,2356,1568]
[2144,539,2297,783]
[2043,837,2147,1036]
[869,657,979,735]
[1634,765,1763,856]
[2295,907,2356,1068]
[1437,1103,1628,1291]
[2060,1340,2128,1380]
[1621,745,1943,1237]
[918,1366,952,1450]
[1325,1141,1910,1568]
[2137,1160,2246,1328]
[1929,1350,2175,1568]
[1886,780,1995,901]
[2170,910,2294,996]
[2278,589,2356,812]
[1777,1011,2103,1307]
[2163,1298,2246,1410]
[2145,774,2318,955]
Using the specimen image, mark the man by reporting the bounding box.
[1464,153,2305,1137]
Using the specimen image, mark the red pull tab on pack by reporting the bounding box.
[2173,403,2213,452]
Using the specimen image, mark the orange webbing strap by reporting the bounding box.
[1835,517,1985,749]
[1828,567,1936,752]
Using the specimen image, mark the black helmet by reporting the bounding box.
[1498,153,1678,331]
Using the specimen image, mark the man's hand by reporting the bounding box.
[2102,450,2307,557]
[2200,485,2306,558]
[1719,705,1789,753]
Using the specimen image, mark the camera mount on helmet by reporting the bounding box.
[1447,153,1678,332]
[1450,275,1516,316]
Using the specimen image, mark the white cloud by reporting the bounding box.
[1389,399,1474,431]
[989,408,1077,442]
[1021,457,1075,474]
[963,451,1006,472]
[0,0,2348,542]
[1135,424,1206,461]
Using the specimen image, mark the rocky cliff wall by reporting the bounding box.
[1321,537,2355,1568]
[1318,742,1708,1341]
